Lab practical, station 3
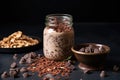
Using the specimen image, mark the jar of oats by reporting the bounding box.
[43,14,74,60]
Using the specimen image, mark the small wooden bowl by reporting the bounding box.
[71,43,110,71]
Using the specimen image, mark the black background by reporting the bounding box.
[0,0,120,25]
[0,0,120,53]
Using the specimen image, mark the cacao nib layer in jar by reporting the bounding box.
[44,25,74,60]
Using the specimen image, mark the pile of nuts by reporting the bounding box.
[0,31,39,48]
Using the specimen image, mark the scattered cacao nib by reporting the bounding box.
[9,70,18,77]
[23,53,29,59]
[22,72,30,78]
[10,62,17,68]
[113,65,119,72]
[28,56,75,77]
[100,70,107,78]
[26,57,33,64]
[44,74,54,78]
[13,54,18,60]
[9,68,16,71]
[10,68,19,72]
[29,52,37,58]
[15,68,20,72]
[43,74,55,80]
[23,52,37,59]
[19,57,26,64]
[20,67,28,73]
[19,52,38,65]
[1,71,9,78]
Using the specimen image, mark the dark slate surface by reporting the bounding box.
[0,23,120,80]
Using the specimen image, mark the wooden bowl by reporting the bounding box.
[71,43,110,71]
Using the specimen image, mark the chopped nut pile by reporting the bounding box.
[27,56,75,77]
[0,31,39,48]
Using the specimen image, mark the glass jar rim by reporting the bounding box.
[46,14,72,19]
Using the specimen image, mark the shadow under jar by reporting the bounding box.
[43,14,74,61]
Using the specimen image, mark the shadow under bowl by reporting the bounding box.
[71,43,110,70]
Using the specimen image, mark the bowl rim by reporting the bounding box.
[71,43,110,55]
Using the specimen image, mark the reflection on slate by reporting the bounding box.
[0,23,120,80]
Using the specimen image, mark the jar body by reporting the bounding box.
[43,14,74,60]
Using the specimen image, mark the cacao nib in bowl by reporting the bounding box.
[71,43,110,71]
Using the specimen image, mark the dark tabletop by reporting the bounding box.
[0,23,120,80]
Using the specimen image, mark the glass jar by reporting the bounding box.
[43,14,74,60]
